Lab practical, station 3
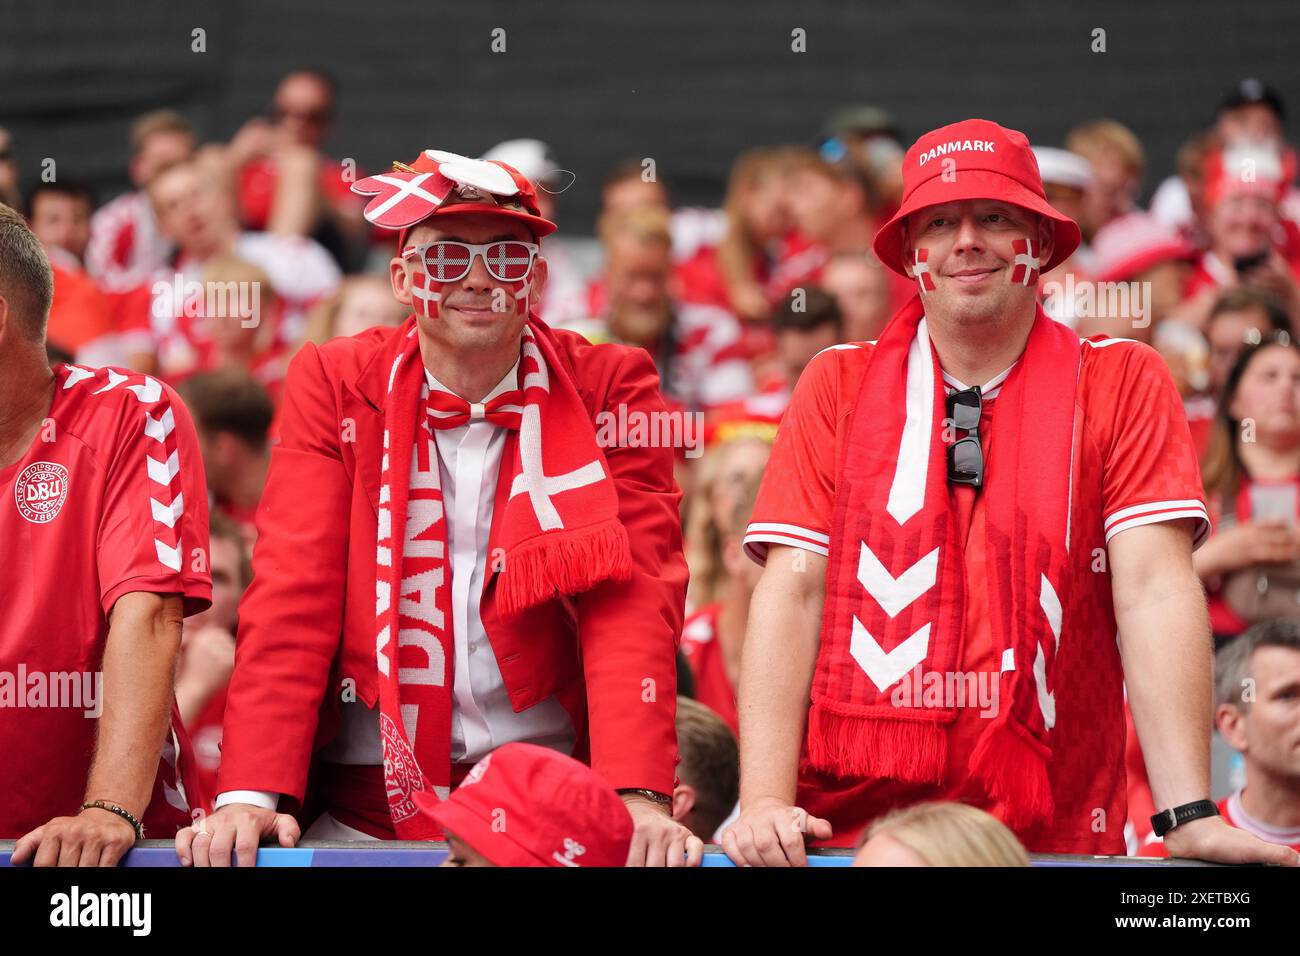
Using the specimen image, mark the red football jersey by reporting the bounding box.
[0,364,212,837]
[744,337,1210,854]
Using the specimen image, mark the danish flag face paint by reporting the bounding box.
[1010,238,1041,286]
[409,268,448,320]
[913,248,937,295]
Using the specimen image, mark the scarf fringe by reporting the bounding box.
[968,718,1055,831]
[806,703,947,784]
[495,518,633,618]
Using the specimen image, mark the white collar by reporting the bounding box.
[424,358,521,403]
[1229,789,1300,844]
[941,362,1018,400]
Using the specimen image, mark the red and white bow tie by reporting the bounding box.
[425,388,524,431]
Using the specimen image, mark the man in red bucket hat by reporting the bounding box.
[725,119,1298,866]
[176,148,700,867]
[418,743,634,867]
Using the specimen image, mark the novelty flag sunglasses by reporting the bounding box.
[402,240,540,283]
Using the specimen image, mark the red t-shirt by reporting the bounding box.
[680,603,739,735]
[0,364,212,837]
[744,337,1210,854]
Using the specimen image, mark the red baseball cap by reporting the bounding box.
[416,743,634,867]
[872,118,1081,277]
[350,148,558,252]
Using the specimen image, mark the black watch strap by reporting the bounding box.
[1150,799,1219,837]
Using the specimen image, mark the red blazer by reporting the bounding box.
[217,321,687,805]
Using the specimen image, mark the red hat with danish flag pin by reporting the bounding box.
[415,743,634,867]
[351,148,558,251]
[872,118,1081,278]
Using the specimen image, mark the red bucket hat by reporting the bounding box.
[872,119,1081,278]
[416,743,633,867]
[350,148,558,251]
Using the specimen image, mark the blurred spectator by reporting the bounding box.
[482,138,587,327]
[1211,620,1300,851]
[1175,145,1300,329]
[771,287,842,390]
[599,157,727,285]
[158,255,289,402]
[147,156,340,352]
[774,149,913,314]
[304,273,407,344]
[1206,287,1293,398]
[589,204,753,409]
[1074,212,1194,341]
[177,369,274,532]
[1182,288,1290,457]
[86,109,195,293]
[853,802,1031,867]
[1142,619,1300,855]
[715,147,799,322]
[176,510,250,807]
[681,468,765,733]
[0,126,22,211]
[820,250,892,342]
[820,104,905,215]
[672,697,739,843]
[220,69,366,266]
[27,180,94,262]
[1198,338,1300,639]
[1065,119,1144,241]
[1152,80,1298,243]
[684,432,771,612]
[418,743,638,867]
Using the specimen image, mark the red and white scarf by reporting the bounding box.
[813,297,1081,830]
[374,316,632,837]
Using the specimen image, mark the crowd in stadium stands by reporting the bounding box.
[4,69,1300,865]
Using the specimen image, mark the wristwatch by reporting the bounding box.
[617,788,672,806]
[1150,799,1219,838]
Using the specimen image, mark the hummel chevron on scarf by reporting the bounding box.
[373,315,632,837]
[813,296,1080,830]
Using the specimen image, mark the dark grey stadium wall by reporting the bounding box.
[1,0,1297,233]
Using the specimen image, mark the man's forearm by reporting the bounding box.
[737,547,825,808]
[1117,575,1213,810]
[85,592,184,818]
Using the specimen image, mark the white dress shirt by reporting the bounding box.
[217,360,575,812]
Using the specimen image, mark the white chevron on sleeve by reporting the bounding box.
[127,376,162,404]
[63,365,95,389]
[144,406,175,442]
[92,369,127,393]
[850,618,930,692]
[150,493,184,528]
[857,542,939,617]
[154,539,182,571]
[147,449,180,485]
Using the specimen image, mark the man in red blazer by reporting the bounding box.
[176,148,699,866]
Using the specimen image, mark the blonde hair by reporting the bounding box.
[684,436,770,609]
[860,802,1030,867]
[1066,119,1145,177]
